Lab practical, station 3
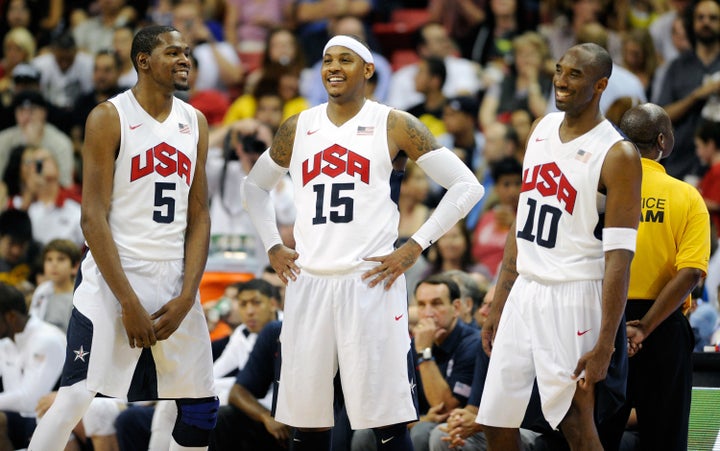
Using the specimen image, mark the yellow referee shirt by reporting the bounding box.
[628,159,711,308]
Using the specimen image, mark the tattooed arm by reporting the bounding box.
[363,109,485,289]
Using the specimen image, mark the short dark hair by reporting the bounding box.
[577,42,613,81]
[423,56,447,88]
[42,239,82,266]
[238,278,279,301]
[0,282,27,315]
[131,25,178,72]
[0,209,33,243]
[491,156,523,182]
[415,274,461,303]
[695,119,720,147]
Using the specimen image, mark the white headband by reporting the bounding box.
[323,35,374,64]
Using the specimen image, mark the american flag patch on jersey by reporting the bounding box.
[575,149,592,163]
[178,122,191,134]
[357,125,374,135]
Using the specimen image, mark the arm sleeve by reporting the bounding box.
[411,148,485,249]
[242,151,289,252]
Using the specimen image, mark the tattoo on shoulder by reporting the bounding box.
[390,110,437,156]
[270,115,298,166]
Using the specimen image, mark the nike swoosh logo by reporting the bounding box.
[381,437,395,444]
[577,329,591,336]
[395,314,404,321]
[307,129,319,135]
[535,137,546,142]
[130,123,143,130]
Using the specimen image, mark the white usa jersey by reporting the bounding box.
[516,112,624,282]
[290,100,397,273]
[106,90,198,260]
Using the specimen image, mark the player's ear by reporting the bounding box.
[595,76,608,94]
[364,62,375,80]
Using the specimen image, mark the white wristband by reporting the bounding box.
[602,227,637,252]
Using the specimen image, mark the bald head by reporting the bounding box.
[619,103,674,159]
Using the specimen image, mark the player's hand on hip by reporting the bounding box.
[121,301,157,349]
[362,239,422,290]
[268,244,299,284]
[151,295,194,341]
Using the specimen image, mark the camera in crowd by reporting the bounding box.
[223,130,267,161]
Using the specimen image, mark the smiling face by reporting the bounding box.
[321,45,373,101]
[553,46,606,116]
[147,31,191,91]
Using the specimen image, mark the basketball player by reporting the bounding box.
[242,35,484,450]
[29,26,217,451]
[476,43,642,451]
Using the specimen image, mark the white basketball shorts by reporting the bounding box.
[476,276,603,429]
[274,270,418,429]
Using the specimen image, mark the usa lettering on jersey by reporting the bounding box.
[521,162,577,214]
[130,142,193,186]
[302,144,370,186]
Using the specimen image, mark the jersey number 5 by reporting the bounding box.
[517,198,561,248]
[153,182,176,223]
[312,183,354,224]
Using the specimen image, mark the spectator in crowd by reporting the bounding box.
[244,27,306,99]
[223,0,294,53]
[423,220,486,280]
[302,14,393,106]
[0,208,41,290]
[210,320,287,450]
[25,146,83,247]
[185,53,231,128]
[478,31,552,131]
[398,161,431,247]
[32,31,94,112]
[0,27,36,93]
[694,119,720,309]
[650,15,691,104]
[71,49,124,153]
[387,22,484,111]
[428,0,487,60]
[0,0,34,49]
[407,56,448,137]
[474,284,494,328]
[443,269,487,329]
[0,62,68,132]
[409,274,481,450]
[620,28,658,99]
[0,90,75,188]
[658,0,720,181]
[0,0,60,53]
[648,0,691,64]
[224,73,309,130]
[72,0,136,55]
[2,144,36,210]
[472,0,533,68]
[471,156,522,279]
[294,0,373,66]
[171,0,243,93]
[0,282,66,450]
[607,103,710,451]
[29,238,81,333]
[207,119,295,276]
[113,24,138,89]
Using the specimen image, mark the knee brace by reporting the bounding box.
[172,397,219,447]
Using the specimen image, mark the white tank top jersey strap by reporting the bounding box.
[516,112,624,282]
[289,100,398,274]
[107,90,199,261]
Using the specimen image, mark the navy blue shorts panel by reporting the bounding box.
[3,410,36,448]
[61,307,94,387]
